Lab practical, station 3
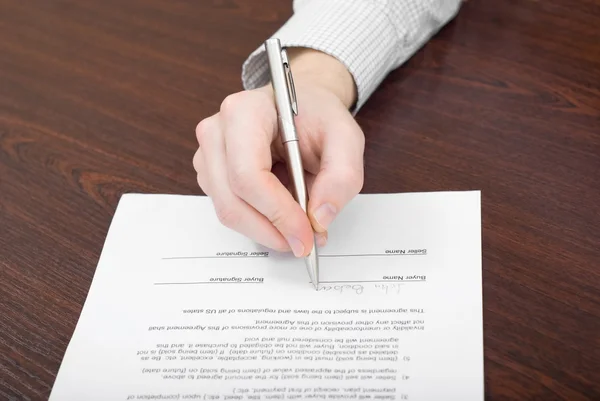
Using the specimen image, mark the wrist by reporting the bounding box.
[285,48,357,109]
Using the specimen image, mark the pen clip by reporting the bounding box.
[281,48,298,115]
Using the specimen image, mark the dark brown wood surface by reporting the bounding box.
[1,0,599,400]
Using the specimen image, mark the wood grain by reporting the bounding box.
[1,0,599,400]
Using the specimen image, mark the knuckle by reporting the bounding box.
[340,165,364,192]
[192,148,202,170]
[220,92,246,115]
[195,117,213,145]
[214,202,241,228]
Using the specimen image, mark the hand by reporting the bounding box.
[193,48,364,257]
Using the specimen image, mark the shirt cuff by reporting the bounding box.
[241,0,399,114]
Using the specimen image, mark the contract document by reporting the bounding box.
[49,191,483,401]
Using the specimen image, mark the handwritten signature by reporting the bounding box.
[374,283,402,295]
[316,283,403,295]
[316,284,364,295]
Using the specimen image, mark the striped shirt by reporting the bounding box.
[241,0,463,112]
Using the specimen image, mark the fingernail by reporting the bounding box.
[316,232,328,248]
[286,235,305,257]
[313,203,337,231]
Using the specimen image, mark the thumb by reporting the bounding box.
[308,121,365,235]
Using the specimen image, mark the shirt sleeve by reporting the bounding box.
[241,0,463,113]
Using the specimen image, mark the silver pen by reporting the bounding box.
[264,38,319,289]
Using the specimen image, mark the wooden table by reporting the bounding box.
[1,1,599,399]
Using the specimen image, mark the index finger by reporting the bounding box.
[220,91,315,257]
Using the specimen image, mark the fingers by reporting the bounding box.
[273,163,327,248]
[308,118,365,236]
[194,114,291,252]
[220,91,315,257]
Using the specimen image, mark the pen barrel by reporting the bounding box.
[283,140,308,212]
[265,39,298,143]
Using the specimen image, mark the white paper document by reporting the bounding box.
[50,191,483,400]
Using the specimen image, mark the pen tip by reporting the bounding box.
[305,239,319,290]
